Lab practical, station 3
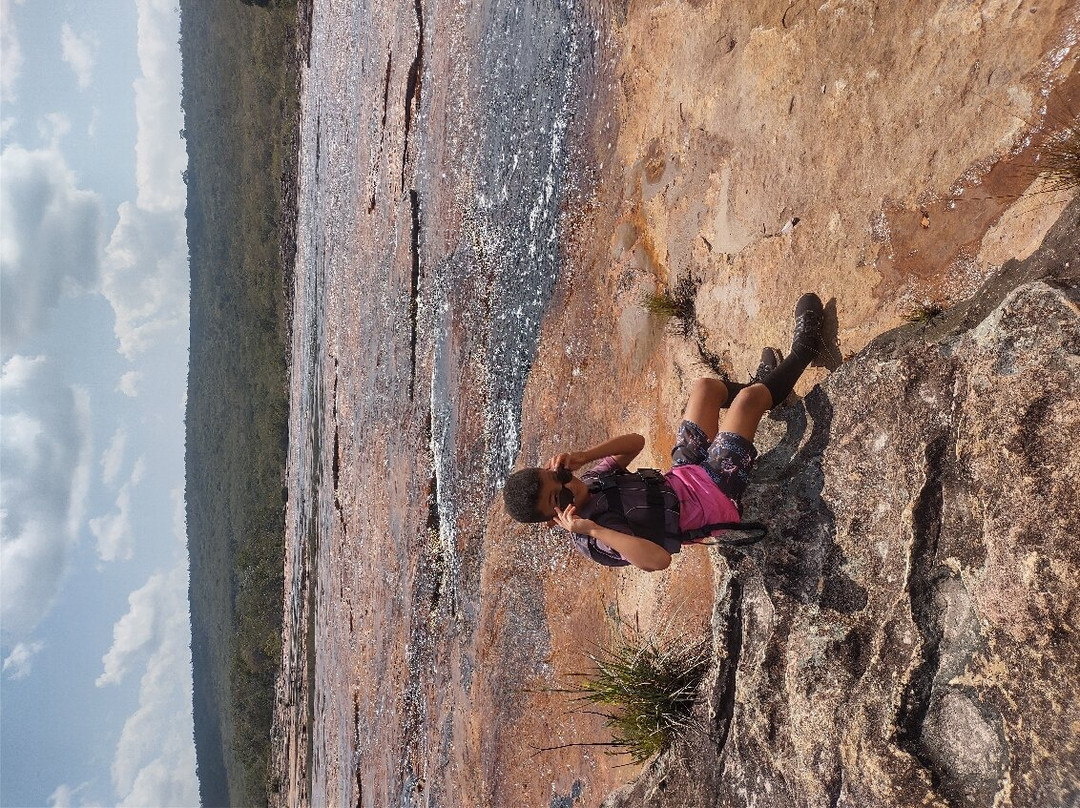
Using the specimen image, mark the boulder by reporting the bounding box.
[603,199,1080,807]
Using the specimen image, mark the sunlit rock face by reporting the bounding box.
[604,200,1080,808]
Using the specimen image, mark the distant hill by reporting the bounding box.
[180,0,303,804]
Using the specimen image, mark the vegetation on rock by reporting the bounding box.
[1039,112,1080,194]
[181,0,303,805]
[567,627,711,764]
[641,275,698,338]
[641,274,729,375]
[902,299,948,323]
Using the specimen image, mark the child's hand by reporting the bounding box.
[553,503,593,535]
[546,451,587,471]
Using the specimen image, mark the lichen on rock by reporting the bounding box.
[603,200,1080,808]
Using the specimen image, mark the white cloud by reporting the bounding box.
[101,203,188,359]
[169,486,186,543]
[133,0,186,213]
[85,0,190,360]
[89,488,134,562]
[0,140,188,359]
[60,23,98,90]
[101,428,128,486]
[87,107,100,138]
[47,783,77,807]
[99,562,197,807]
[117,371,142,397]
[97,569,163,687]
[2,639,44,679]
[0,0,24,103]
[90,458,145,562]
[0,355,92,641]
[38,112,72,147]
[0,145,103,354]
[0,139,188,360]
[47,781,103,808]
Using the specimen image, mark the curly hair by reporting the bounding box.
[502,467,547,523]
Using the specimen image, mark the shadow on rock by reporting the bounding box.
[732,387,867,615]
[818,298,845,371]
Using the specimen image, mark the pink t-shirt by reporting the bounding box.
[666,464,741,533]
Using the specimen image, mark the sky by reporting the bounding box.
[1,1,197,806]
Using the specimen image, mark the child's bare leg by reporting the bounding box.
[685,293,823,443]
[682,377,737,441]
[719,383,772,443]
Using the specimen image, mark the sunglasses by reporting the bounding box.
[555,467,575,510]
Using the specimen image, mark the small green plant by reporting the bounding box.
[641,289,686,318]
[641,275,732,374]
[567,627,712,763]
[1039,114,1080,194]
[903,299,947,324]
[641,274,699,338]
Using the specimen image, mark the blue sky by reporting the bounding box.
[1,1,196,806]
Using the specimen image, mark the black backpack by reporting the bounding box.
[576,467,767,567]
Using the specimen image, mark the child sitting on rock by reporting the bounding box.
[502,293,827,571]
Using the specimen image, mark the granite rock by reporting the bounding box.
[602,200,1080,807]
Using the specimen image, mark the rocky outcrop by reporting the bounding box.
[603,200,1080,806]
[274,0,1078,801]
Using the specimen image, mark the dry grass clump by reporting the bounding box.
[641,289,689,318]
[903,299,947,324]
[641,274,698,339]
[567,627,711,763]
[641,274,730,374]
[1038,114,1080,195]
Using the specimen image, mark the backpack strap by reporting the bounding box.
[593,467,670,544]
[683,521,769,546]
[634,468,669,542]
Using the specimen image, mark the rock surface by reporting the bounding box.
[584,0,1079,396]
[601,199,1080,808]
[270,0,1080,805]
[500,5,1080,805]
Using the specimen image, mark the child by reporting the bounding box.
[502,293,827,571]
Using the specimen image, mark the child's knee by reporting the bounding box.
[689,376,737,408]
[692,377,727,399]
[731,384,771,413]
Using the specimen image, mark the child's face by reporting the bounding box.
[535,468,581,521]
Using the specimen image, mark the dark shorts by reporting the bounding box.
[671,420,758,507]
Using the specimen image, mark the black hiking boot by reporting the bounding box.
[751,347,782,383]
[790,292,825,361]
[759,294,826,408]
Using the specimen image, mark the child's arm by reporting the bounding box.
[554,504,672,572]
[546,432,645,472]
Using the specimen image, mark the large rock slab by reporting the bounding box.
[603,201,1080,807]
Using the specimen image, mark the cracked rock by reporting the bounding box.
[603,198,1080,808]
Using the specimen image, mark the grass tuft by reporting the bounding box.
[903,299,947,324]
[1039,115,1080,195]
[641,289,686,317]
[641,274,699,338]
[567,627,712,764]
